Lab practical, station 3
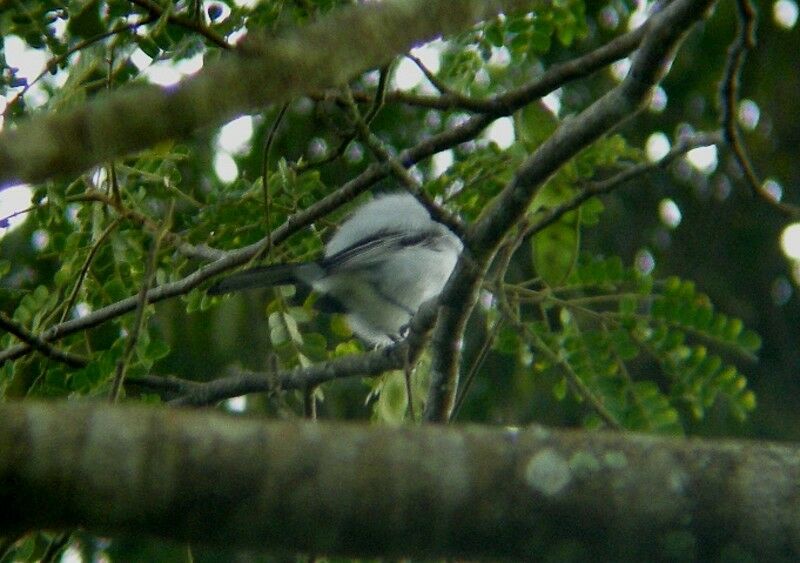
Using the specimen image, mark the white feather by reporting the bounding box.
[210,192,462,345]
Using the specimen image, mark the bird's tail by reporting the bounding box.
[207,262,324,295]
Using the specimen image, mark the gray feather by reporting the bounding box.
[208,262,323,295]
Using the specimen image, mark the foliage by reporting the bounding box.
[0,0,762,428]
[495,256,757,433]
[0,0,789,560]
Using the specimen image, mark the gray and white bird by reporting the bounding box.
[208,193,462,345]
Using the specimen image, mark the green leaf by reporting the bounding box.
[738,330,762,352]
[267,311,302,345]
[495,324,521,355]
[532,217,580,286]
[529,30,552,53]
[484,22,504,46]
[334,340,362,356]
[514,101,558,151]
[67,0,105,40]
[330,314,353,339]
[611,328,638,360]
[300,333,328,362]
[619,295,637,317]
[553,376,567,400]
[103,278,128,302]
[136,36,161,59]
[145,339,170,362]
[373,371,408,424]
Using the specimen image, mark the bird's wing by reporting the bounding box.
[321,229,436,273]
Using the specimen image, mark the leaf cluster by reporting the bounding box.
[0,1,760,438]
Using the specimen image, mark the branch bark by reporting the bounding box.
[0,0,536,188]
[423,0,718,422]
[1,401,798,560]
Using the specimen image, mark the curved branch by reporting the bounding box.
[338,24,646,115]
[423,0,719,422]
[717,0,800,217]
[525,131,723,238]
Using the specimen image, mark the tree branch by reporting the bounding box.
[128,345,403,407]
[717,0,800,217]
[109,212,168,402]
[128,297,441,406]
[526,131,723,238]
[0,6,646,366]
[0,0,537,188]
[0,313,87,368]
[127,0,231,50]
[1,401,799,560]
[423,0,719,422]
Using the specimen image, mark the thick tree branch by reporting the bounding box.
[1,401,799,560]
[0,0,536,188]
[423,0,718,422]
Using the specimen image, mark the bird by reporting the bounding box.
[208,192,463,345]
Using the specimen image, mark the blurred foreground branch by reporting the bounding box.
[0,0,535,188]
[0,401,798,560]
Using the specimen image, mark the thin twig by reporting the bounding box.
[326,24,647,116]
[293,64,390,175]
[718,0,800,217]
[109,204,171,402]
[341,86,467,238]
[59,218,123,325]
[303,386,317,420]
[497,297,622,429]
[719,0,758,195]
[0,312,88,368]
[2,16,157,118]
[403,349,415,420]
[0,534,24,561]
[68,189,222,261]
[364,64,391,124]
[525,131,723,239]
[128,0,230,49]
[259,103,289,262]
[128,343,407,406]
[107,49,123,207]
[406,53,463,100]
[40,533,71,563]
[451,317,503,421]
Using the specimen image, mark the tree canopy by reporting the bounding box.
[1,0,799,560]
